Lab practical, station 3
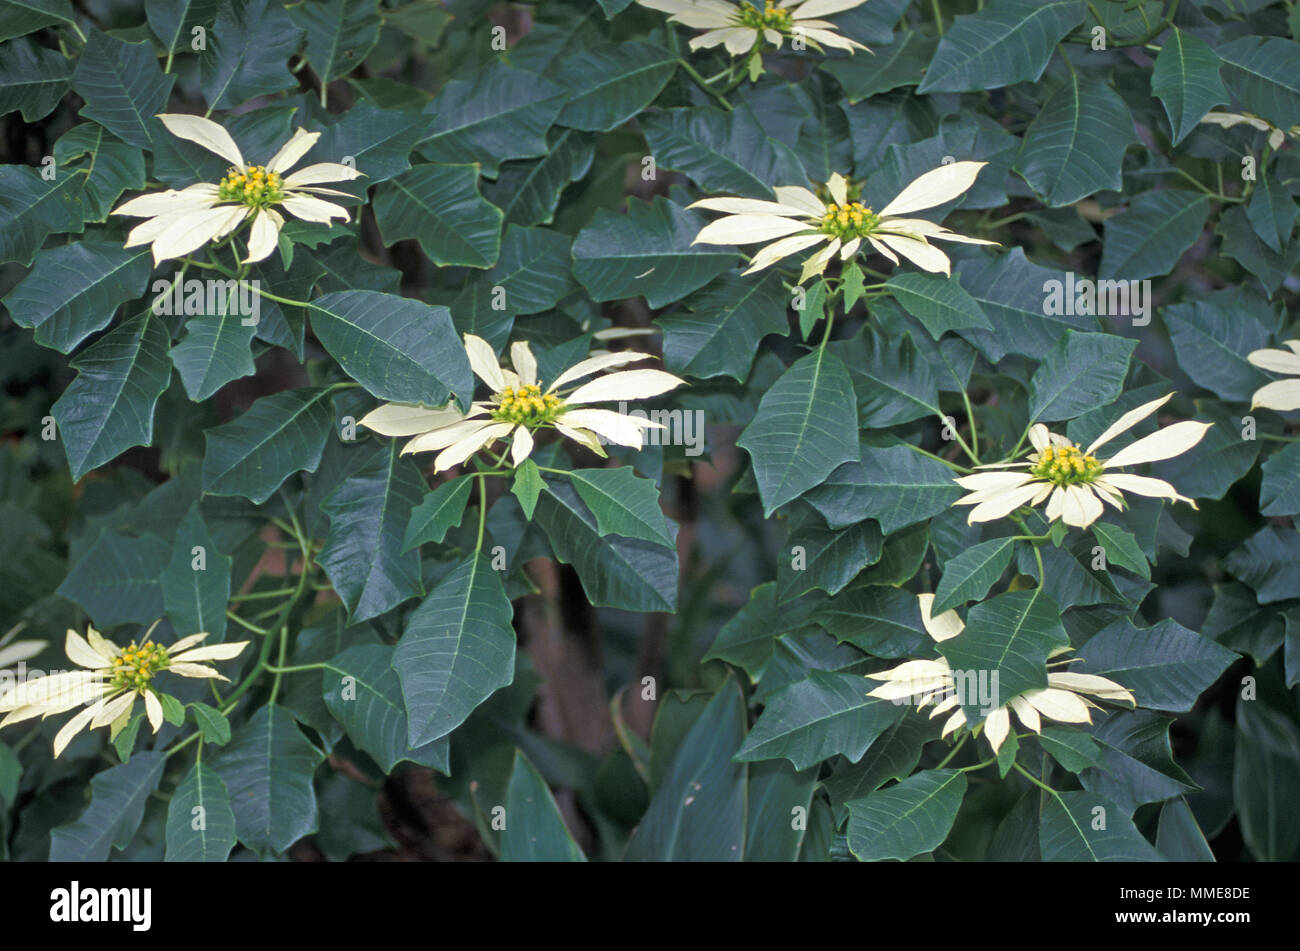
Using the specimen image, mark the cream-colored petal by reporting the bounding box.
[1009,695,1041,733]
[1024,687,1091,724]
[798,27,866,52]
[772,185,826,216]
[553,422,606,456]
[464,334,506,392]
[742,232,828,274]
[151,205,250,264]
[878,161,986,217]
[90,691,135,729]
[864,658,952,682]
[547,352,655,391]
[942,709,966,737]
[881,218,998,246]
[511,341,538,387]
[510,426,535,466]
[565,369,684,405]
[1251,379,1300,412]
[85,627,120,659]
[53,703,101,757]
[65,629,109,670]
[266,127,320,174]
[144,691,164,732]
[1084,394,1173,454]
[556,408,658,448]
[1048,671,1135,704]
[953,470,1036,493]
[694,214,813,245]
[1045,485,1067,522]
[688,196,819,217]
[983,706,1010,753]
[242,207,284,264]
[402,418,499,456]
[799,237,840,282]
[279,193,349,224]
[792,0,869,16]
[965,482,1045,523]
[434,422,515,472]
[827,172,848,206]
[839,236,862,259]
[171,642,249,663]
[359,402,466,437]
[1061,484,1103,528]
[112,184,221,218]
[917,593,964,642]
[167,663,230,680]
[875,232,951,274]
[1102,421,1212,468]
[1093,473,1193,506]
[167,633,208,655]
[157,113,245,167]
[863,236,896,266]
[638,0,736,28]
[282,162,364,187]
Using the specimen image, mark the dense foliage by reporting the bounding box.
[0,0,1298,863]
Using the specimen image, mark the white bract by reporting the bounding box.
[689,163,996,282]
[112,114,362,265]
[1200,111,1298,150]
[0,625,248,757]
[952,394,1211,529]
[637,0,869,56]
[866,594,1136,755]
[1247,340,1300,412]
[360,335,685,472]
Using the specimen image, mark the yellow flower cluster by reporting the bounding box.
[1031,445,1103,486]
[217,164,285,207]
[738,1,793,29]
[110,641,170,691]
[821,201,880,239]
[492,383,563,426]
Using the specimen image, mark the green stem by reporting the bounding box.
[675,59,733,111]
[904,441,972,474]
[936,735,967,768]
[268,625,289,705]
[475,473,488,552]
[1013,761,1060,796]
[226,610,272,636]
[264,662,331,675]
[229,587,296,602]
[961,389,979,460]
[930,0,945,35]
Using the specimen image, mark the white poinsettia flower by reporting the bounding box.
[0,624,248,757]
[952,394,1212,530]
[866,594,1135,755]
[111,114,363,266]
[359,335,686,472]
[638,0,869,57]
[1199,111,1297,151]
[689,163,997,283]
[1247,340,1300,412]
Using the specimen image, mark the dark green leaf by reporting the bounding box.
[200,387,335,504]
[310,290,473,407]
[737,349,859,517]
[318,441,426,623]
[50,311,171,481]
[394,553,516,745]
[165,762,236,862]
